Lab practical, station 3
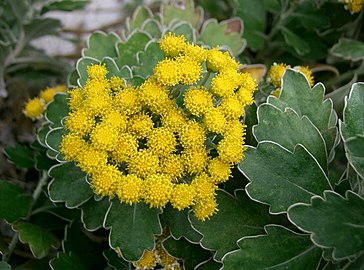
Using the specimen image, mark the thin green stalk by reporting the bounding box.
[200,71,211,86]
[2,171,49,262]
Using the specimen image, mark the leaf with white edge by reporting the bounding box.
[83,32,120,60]
[253,103,327,169]
[171,22,196,43]
[161,205,202,243]
[37,123,51,147]
[162,237,212,270]
[222,225,322,269]
[3,144,35,169]
[50,252,87,270]
[48,162,93,208]
[45,93,69,128]
[0,262,11,270]
[116,32,151,68]
[127,5,153,33]
[0,181,32,223]
[195,258,222,270]
[288,191,364,260]
[103,250,130,270]
[76,57,100,87]
[68,69,78,88]
[281,27,310,56]
[161,1,203,29]
[104,201,162,261]
[199,18,246,56]
[331,38,364,61]
[142,19,162,38]
[45,127,66,155]
[342,252,364,270]
[13,222,60,259]
[340,83,364,178]
[268,70,338,161]
[133,41,165,79]
[81,196,110,231]
[239,142,332,214]
[189,189,282,261]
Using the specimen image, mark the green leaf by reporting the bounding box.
[161,205,202,243]
[116,32,151,68]
[171,22,196,43]
[127,6,153,33]
[222,225,322,269]
[195,258,222,270]
[239,142,332,213]
[3,144,35,169]
[142,19,162,38]
[44,93,69,128]
[104,201,162,261]
[50,252,87,270]
[41,0,89,13]
[342,252,364,270]
[48,162,93,208]
[0,262,11,270]
[23,18,61,44]
[331,38,364,61]
[190,189,282,261]
[236,0,266,51]
[0,181,32,223]
[132,41,164,79]
[103,250,130,270]
[281,27,310,56]
[76,57,100,87]
[254,103,327,169]
[340,83,364,178]
[288,191,364,260]
[162,1,203,29]
[163,237,212,270]
[83,32,120,61]
[46,127,67,156]
[81,197,110,231]
[268,70,338,162]
[199,18,246,56]
[13,222,60,259]
[37,124,51,148]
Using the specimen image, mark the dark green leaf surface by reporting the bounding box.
[239,142,332,213]
[161,205,202,243]
[3,144,35,169]
[81,197,110,231]
[116,32,150,67]
[0,181,32,223]
[222,225,322,269]
[331,38,364,61]
[163,237,212,270]
[254,103,327,168]
[190,189,281,261]
[48,163,93,208]
[44,93,69,128]
[83,32,119,60]
[0,262,11,270]
[288,191,364,259]
[103,250,130,270]
[50,252,87,270]
[127,6,153,33]
[104,201,162,261]
[281,27,310,56]
[132,42,164,79]
[13,222,60,259]
[171,22,195,43]
[195,258,222,270]
[142,19,162,38]
[46,127,66,154]
[162,2,203,28]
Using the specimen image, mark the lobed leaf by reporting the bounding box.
[331,38,364,61]
[50,252,87,270]
[127,5,153,34]
[103,250,130,270]
[104,201,162,261]
[3,144,35,169]
[44,93,69,128]
[83,31,120,61]
[222,225,322,269]
[239,141,332,214]
[81,196,110,231]
[133,41,164,79]
[161,1,203,29]
[76,57,100,87]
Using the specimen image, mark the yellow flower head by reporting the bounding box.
[183,86,214,116]
[102,111,128,132]
[91,164,121,197]
[203,107,226,134]
[176,56,202,85]
[154,58,180,86]
[183,43,207,63]
[77,147,108,174]
[23,97,45,119]
[160,154,185,180]
[219,96,244,119]
[87,64,108,81]
[133,250,157,270]
[179,121,206,149]
[161,108,187,133]
[68,87,84,111]
[240,72,257,92]
[128,150,159,179]
[236,86,255,107]
[191,173,217,200]
[170,183,196,210]
[139,79,173,114]
[128,113,154,139]
[40,87,58,103]
[295,66,314,87]
[210,68,241,97]
[156,243,179,267]
[183,148,208,174]
[217,136,245,164]
[193,196,218,221]
[143,174,173,208]
[206,47,240,72]
[90,122,119,151]
[208,157,232,183]
[111,133,138,163]
[60,133,86,161]
[109,76,125,91]
[147,127,176,157]
[268,63,289,88]
[160,32,187,58]
[342,0,364,13]
[64,110,95,136]
[113,86,141,115]
[117,174,144,204]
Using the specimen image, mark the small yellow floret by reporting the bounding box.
[206,48,239,72]
[208,157,232,183]
[90,123,119,151]
[160,154,185,180]
[91,164,121,197]
[68,87,84,111]
[113,86,141,115]
[109,76,125,91]
[183,43,207,63]
[160,32,187,58]
[342,0,364,13]
[40,87,58,103]
[170,184,196,210]
[183,86,213,116]
[117,174,144,204]
[102,111,128,132]
[156,243,179,268]
[60,133,86,161]
[111,133,138,163]
[183,148,208,174]
[128,150,159,179]
[219,96,244,119]
[77,147,108,174]
[268,63,289,88]
[210,68,242,97]
[193,196,218,221]
[133,250,157,270]
[154,59,180,86]
[144,174,173,208]
[176,56,202,85]
[87,64,108,80]
[147,128,176,157]
[64,110,95,135]
[128,114,154,139]
[191,173,217,200]
[236,86,255,107]
[217,136,245,164]
[179,121,206,149]
[23,97,45,119]
[161,108,187,133]
[203,108,226,134]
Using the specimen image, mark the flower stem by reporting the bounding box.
[200,71,211,86]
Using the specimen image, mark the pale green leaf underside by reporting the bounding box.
[331,38,364,61]
[288,191,364,260]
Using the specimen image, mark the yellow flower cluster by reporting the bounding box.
[268,63,314,97]
[60,33,256,221]
[23,85,67,120]
[341,0,364,13]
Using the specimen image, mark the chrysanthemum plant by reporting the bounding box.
[2,1,364,269]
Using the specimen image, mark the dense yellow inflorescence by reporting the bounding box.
[341,0,364,13]
[60,33,256,221]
